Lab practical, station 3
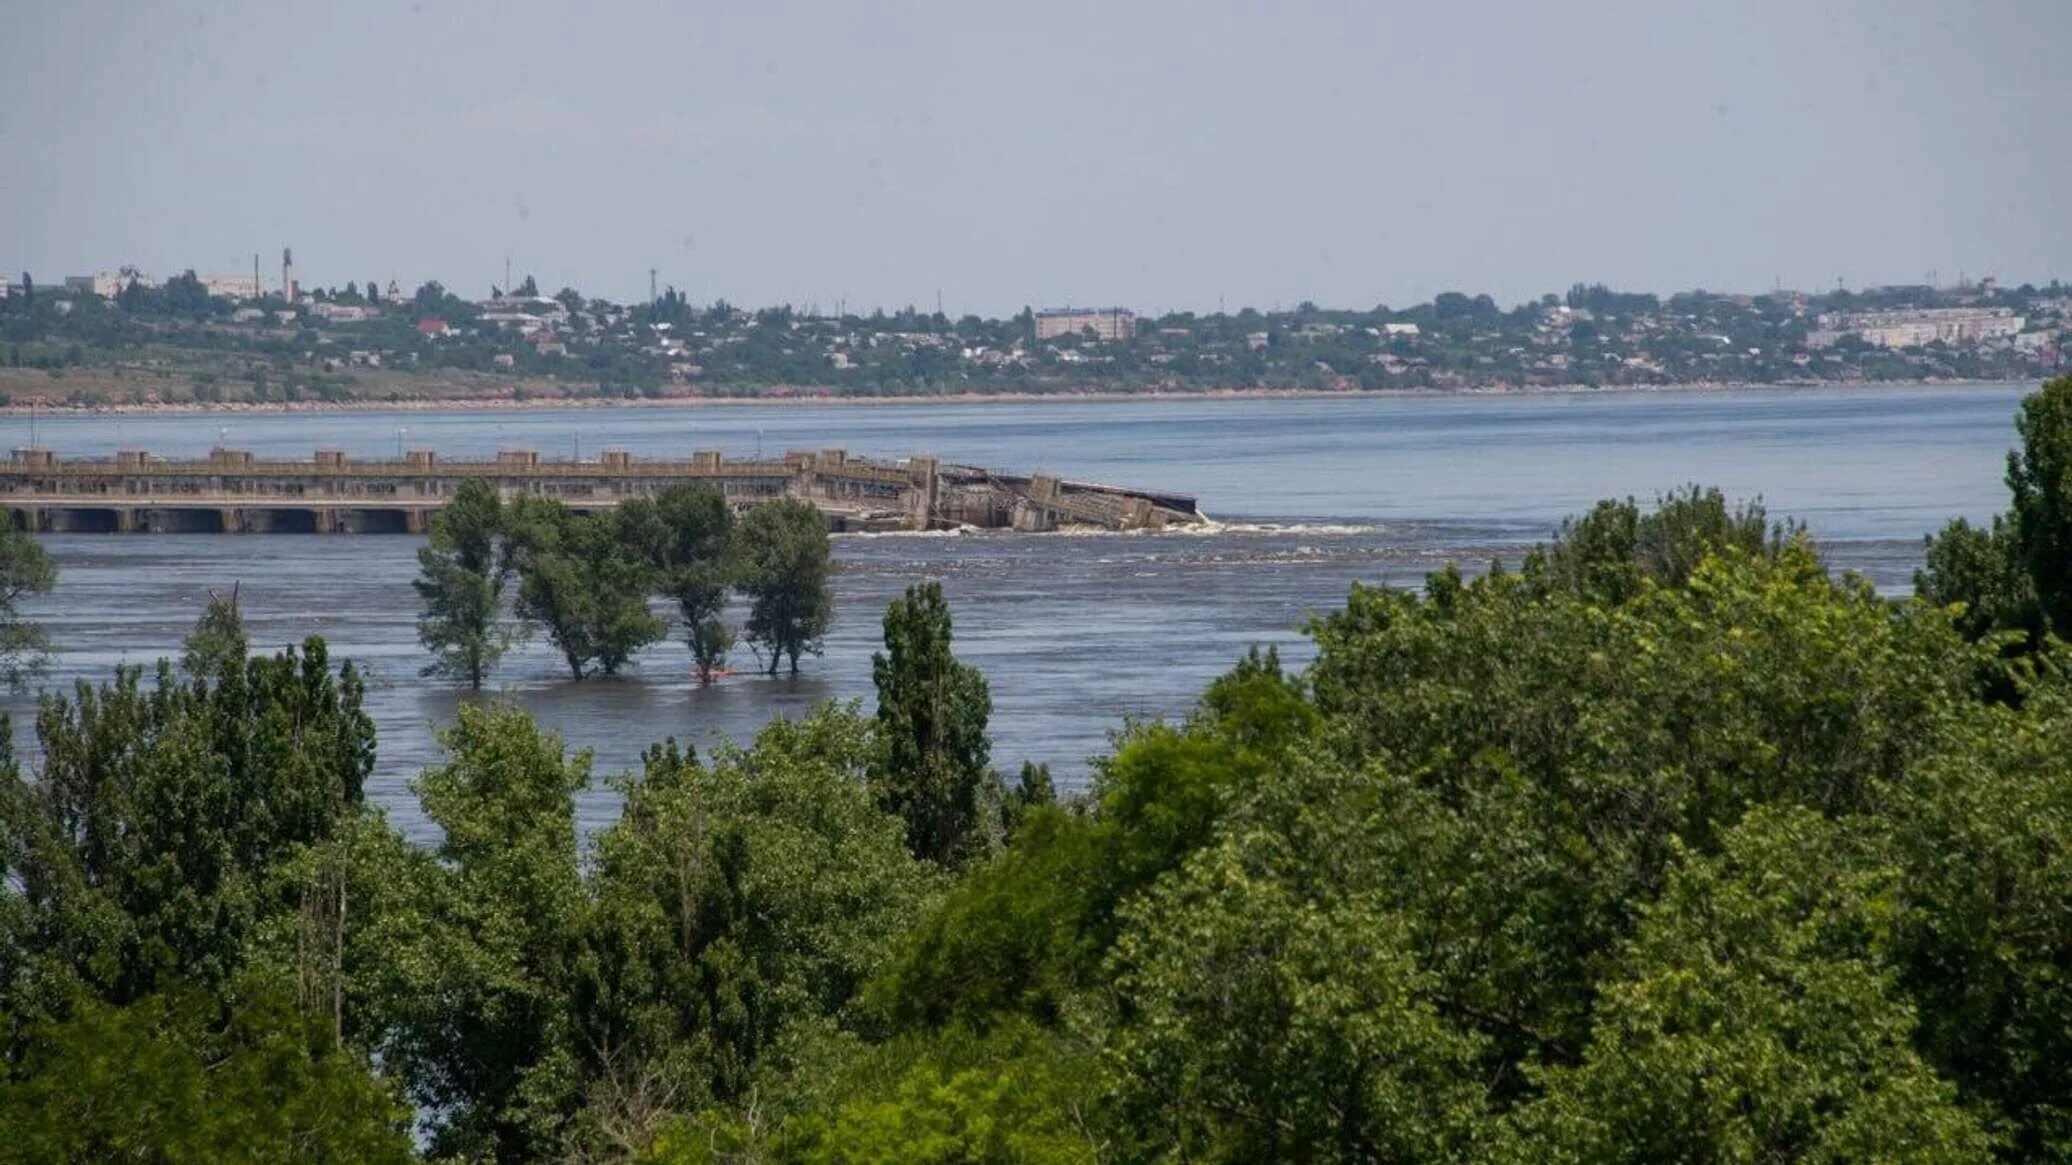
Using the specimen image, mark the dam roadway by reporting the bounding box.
[0,446,1201,535]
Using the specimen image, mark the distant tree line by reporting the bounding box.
[414,482,832,686]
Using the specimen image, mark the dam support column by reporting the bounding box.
[406,510,429,535]
[905,456,940,531]
[115,507,137,533]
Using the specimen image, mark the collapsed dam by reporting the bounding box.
[0,446,1201,535]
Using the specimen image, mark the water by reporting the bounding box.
[6,384,2032,839]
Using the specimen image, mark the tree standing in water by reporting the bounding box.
[413,479,524,689]
[508,494,665,681]
[0,523,56,690]
[618,484,739,683]
[736,498,832,676]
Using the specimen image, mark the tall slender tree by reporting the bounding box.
[871,581,994,866]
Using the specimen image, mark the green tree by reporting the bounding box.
[2005,373,2072,633]
[737,499,832,675]
[871,581,995,866]
[0,637,373,1021]
[868,651,1314,1033]
[746,1020,1098,1165]
[568,706,932,1159]
[1919,374,2072,645]
[181,584,248,677]
[620,484,738,682]
[1884,676,2072,1159]
[1303,546,1979,1068]
[1508,807,1995,1164]
[1536,483,1796,605]
[365,703,589,1162]
[0,523,56,690]
[415,478,525,688]
[1916,514,2036,641]
[1106,829,1490,1162]
[510,494,666,680]
[0,985,413,1165]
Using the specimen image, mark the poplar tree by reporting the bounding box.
[871,581,994,866]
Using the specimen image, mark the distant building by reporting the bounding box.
[65,270,154,298]
[1806,307,2026,349]
[309,302,374,323]
[198,273,263,300]
[1035,307,1136,342]
[416,317,451,338]
[476,293,568,335]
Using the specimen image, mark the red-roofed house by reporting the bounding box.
[416,317,450,338]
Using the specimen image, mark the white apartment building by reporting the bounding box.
[1035,307,1136,342]
[1807,308,2026,349]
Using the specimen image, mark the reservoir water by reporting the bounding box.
[5,383,2033,839]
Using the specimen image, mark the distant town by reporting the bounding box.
[0,252,2064,408]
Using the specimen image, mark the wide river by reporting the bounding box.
[4,384,2033,839]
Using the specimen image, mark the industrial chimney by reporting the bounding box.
[281,247,297,303]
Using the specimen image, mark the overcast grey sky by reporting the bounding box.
[4,0,2067,315]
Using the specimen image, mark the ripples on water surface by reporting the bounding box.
[7,384,2031,839]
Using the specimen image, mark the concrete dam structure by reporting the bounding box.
[0,446,1201,535]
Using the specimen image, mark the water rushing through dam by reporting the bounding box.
[2,384,2032,840]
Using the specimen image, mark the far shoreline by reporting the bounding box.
[0,377,2030,419]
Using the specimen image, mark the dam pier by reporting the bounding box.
[1,446,1201,535]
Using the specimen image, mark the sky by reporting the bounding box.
[3,0,2068,317]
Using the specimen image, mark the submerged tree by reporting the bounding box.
[737,498,833,675]
[414,479,525,689]
[509,495,665,681]
[619,484,738,682]
[871,581,995,866]
[0,523,56,690]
